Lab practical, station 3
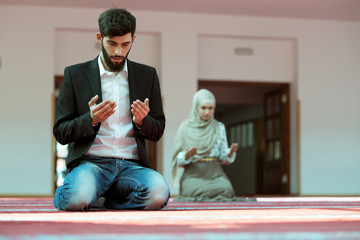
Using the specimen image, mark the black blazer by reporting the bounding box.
[53,57,165,169]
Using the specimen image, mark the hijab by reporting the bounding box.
[171,89,220,181]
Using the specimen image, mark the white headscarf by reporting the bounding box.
[171,89,220,180]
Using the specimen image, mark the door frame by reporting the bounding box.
[264,85,290,194]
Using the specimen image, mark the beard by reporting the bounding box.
[101,43,130,72]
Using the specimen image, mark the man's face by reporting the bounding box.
[98,33,135,72]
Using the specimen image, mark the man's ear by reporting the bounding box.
[132,35,136,43]
[96,32,102,43]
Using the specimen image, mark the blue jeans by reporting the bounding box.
[54,156,170,211]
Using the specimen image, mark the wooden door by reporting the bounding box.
[263,86,290,194]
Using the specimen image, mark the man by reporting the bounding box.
[53,8,170,211]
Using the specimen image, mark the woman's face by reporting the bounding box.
[198,102,215,121]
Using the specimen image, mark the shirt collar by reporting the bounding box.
[98,53,128,77]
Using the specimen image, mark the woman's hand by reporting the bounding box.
[228,143,238,158]
[185,147,197,160]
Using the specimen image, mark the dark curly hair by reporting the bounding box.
[98,8,136,38]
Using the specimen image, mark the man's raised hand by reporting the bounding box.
[88,95,116,126]
[131,98,150,127]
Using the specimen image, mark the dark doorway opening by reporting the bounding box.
[198,80,290,195]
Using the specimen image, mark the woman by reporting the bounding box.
[172,89,245,202]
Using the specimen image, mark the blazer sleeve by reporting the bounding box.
[53,66,98,145]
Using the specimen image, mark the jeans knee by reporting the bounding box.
[144,181,170,210]
[60,200,91,211]
[145,194,169,210]
[54,186,95,211]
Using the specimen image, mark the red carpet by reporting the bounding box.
[1,197,360,239]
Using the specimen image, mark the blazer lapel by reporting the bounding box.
[127,60,137,103]
[87,57,102,103]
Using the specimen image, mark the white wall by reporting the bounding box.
[0,5,359,196]
[198,35,295,81]
[54,29,161,76]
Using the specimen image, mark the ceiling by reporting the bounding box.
[1,0,360,22]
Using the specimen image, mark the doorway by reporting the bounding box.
[198,80,290,195]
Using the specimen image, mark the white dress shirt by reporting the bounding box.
[86,55,139,160]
